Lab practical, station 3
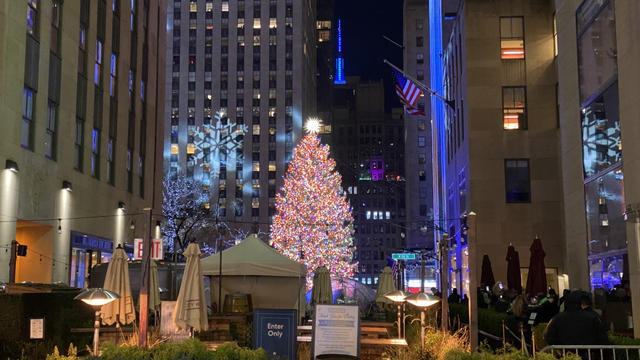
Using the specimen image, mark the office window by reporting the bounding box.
[50,1,61,53]
[107,137,115,184]
[505,159,530,203]
[418,136,425,147]
[416,53,424,64]
[419,170,426,181]
[417,70,424,81]
[416,36,423,47]
[94,40,103,85]
[109,53,117,96]
[78,25,87,73]
[502,86,526,130]
[45,101,57,159]
[91,128,100,178]
[416,18,423,30]
[27,0,39,37]
[75,118,84,171]
[500,17,524,59]
[21,88,35,149]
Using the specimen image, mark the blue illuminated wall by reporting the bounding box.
[429,0,446,225]
[334,19,346,85]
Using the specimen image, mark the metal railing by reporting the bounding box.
[540,345,640,360]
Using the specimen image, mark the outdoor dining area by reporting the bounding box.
[66,233,445,359]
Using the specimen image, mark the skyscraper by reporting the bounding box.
[0,0,166,285]
[403,0,434,252]
[163,0,316,234]
[332,78,407,286]
[433,0,563,295]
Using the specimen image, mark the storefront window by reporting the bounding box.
[589,254,624,289]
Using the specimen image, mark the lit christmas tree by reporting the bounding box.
[271,119,356,287]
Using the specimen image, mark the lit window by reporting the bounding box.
[253,162,260,171]
[171,144,179,154]
[500,17,524,59]
[253,19,260,29]
[269,18,276,28]
[386,211,390,220]
[253,124,260,135]
[503,87,526,130]
[366,211,371,220]
[187,143,195,154]
[222,1,228,11]
[206,2,213,11]
[190,2,197,12]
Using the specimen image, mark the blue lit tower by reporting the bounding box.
[334,19,346,85]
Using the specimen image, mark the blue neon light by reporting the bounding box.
[334,19,346,84]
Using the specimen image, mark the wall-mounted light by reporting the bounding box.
[118,201,126,211]
[62,180,72,192]
[130,220,136,230]
[5,159,19,173]
[57,219,62,234]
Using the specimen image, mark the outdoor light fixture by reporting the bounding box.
[407,292,441,350]
[384,290,407,339]
[4,159,19,173]
[118,201,126,211]
[130,220,136,230]
[57,219,62,234]
[62,180,72,192]
[74,288,120,355]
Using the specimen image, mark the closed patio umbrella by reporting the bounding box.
[174,243,208,332]
[375,266,396,304]
[525,236,547,296]
[311,266,332,305]
[100,246,136,325]
[480,254,495,289]
[506,245,522,294]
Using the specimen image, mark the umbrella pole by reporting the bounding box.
[93,310,100,355]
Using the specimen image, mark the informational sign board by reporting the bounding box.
[253,309,297,359]
[133,238,163,260]
[160,301,190,341]
[29,318,44,339]
[312,304,360,359]
[392,253,416,260]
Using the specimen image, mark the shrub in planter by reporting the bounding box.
[210,342,268,360]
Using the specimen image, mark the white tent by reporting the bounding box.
[201,235,306,311]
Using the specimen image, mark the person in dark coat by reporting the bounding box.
[448,288,461,304]
[545,291,608,359]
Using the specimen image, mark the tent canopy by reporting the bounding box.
[201,235,305,277]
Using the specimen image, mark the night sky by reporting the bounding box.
[335,0,404,112]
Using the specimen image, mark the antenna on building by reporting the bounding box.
[334,19,346,85]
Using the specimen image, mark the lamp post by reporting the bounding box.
[384,290,407,339]
[406,292,440,350]
[74,288,120,355]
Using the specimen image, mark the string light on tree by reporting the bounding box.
[270,122,356,287]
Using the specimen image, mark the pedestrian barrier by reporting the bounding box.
[539,345,640,360]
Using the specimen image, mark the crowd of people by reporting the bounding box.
[445,282,633,347]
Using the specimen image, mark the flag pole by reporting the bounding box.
[384,59,455,110]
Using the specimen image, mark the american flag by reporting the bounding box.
[392,68,425,116]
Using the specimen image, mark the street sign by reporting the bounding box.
[133,238,163,260]
[392,253,416,260]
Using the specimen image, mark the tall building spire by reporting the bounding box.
[334,19,346,84]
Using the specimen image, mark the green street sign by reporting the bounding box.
[392,253,416,260]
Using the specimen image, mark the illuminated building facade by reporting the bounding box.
[0,0,166,285]
[163,0,317,234]
[331,78,407,285]
[432,0,565,295]
[555,0,640,329]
